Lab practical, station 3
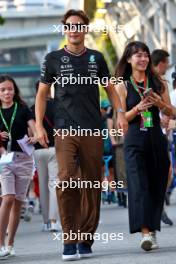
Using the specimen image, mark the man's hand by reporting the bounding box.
[36,125,49,148]
[111,140,118,148]
[116,112,128,135]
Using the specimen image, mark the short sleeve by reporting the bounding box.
[30,105,35,119]
[170,90,176,106]
[23,105,34,122]
[40,53,54,84]
[107,107,113,119]
[98,53,111,84]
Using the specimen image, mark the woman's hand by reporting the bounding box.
[0,131,9,141]
[0,146,7,155]
[147,92,163,108]
[135,97,153,112]
[27,135,38,145]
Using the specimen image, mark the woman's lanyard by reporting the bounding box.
[130,75,149,98]
[130,76,153,129]
[0,102,18,151]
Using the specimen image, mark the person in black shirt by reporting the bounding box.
[0,75,36,259]
[115,41,172,251]
[31,82,60,232]
[35,9,128,261]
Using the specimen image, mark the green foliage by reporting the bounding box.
[59,37,67,48]
[94,33,117,73]
[84,0,96,20]
[0,15,5,25]
[99,84,108,102]
[105,37,117,66]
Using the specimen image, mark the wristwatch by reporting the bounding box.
[116,108,125,114]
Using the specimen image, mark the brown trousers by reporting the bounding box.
[55,135,103,245]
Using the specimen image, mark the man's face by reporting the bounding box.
[158,58,169,75]
[64,16,87,46]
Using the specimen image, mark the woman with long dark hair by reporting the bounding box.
[115,41,172,251]
[0,75,37,259]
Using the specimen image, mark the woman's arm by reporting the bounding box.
[115,83,153,122]
[0,135,6,154]
[148,81,173,116]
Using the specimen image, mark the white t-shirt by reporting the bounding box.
[170,89,176,106]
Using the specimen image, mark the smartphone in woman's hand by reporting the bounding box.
[143,88,153,98]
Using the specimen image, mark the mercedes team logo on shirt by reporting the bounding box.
[61,56,70,63]
[89,55,95,63]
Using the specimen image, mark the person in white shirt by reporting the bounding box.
[170,79,176,106]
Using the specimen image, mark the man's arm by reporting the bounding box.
[35,82,50,147]
[104,82,128,134]
[107,118,117,146]
[104,82,122,110]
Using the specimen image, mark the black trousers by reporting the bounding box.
[124,125,170,233]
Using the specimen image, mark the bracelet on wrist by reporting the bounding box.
[116,108,125,114]
[133,106,140,114]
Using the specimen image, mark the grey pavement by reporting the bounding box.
[2,192,176,264]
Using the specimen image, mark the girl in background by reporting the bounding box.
[0,75,37,259]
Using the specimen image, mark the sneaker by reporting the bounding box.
[150,232,159,250]
[62,244,79,261]
[0,246,10,259]
[42,222,51,232]
[78,242,93,258]
[7,245,16,256]
[50,222,61,232]
[161,210,173,226]
[24,205,34,222]
[140,234,153,251]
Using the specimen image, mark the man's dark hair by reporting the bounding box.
[151,49,169,66]
[61,9,89,25]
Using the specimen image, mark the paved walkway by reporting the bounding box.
[2,192,176,264]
